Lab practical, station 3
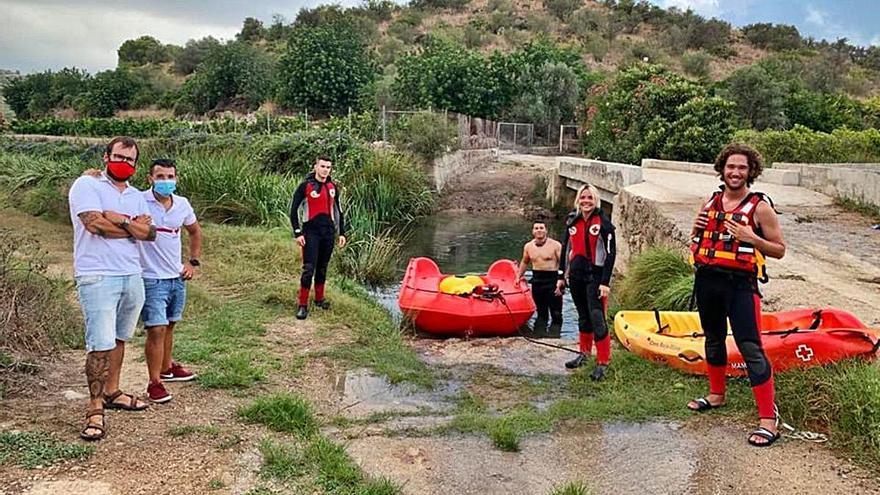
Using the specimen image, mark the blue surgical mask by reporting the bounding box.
[153,180,177,197]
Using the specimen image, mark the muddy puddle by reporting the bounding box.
[331,368,461,418]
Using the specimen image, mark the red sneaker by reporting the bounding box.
[147,380,173,403]
[160,362,197,382]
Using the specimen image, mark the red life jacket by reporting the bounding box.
[568,213,604,265]
[304,180,337,223]
[690,191,767,281]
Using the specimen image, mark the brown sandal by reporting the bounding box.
[80,409,105,441]
[103,390,149,411]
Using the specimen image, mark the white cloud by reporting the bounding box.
[662,0,721,16]
[0,2,239,73]
[805,6,828,27]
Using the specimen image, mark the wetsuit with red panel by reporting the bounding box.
[559,208,616,366]
[290,172,346,307]
[691,188,776,421]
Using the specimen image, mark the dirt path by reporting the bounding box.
[2,167,880,494]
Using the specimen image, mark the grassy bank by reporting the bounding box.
[0,132,435,284]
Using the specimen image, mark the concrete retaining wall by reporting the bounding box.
[773,162,880,206]
[432,149,496,192]
[613,187,690,270]
[641,158,799,186]
[550,157,643,208]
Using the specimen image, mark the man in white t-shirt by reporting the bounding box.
[69,136,157,441]
[138,158,202,404]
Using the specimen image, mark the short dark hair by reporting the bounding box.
[150,158,176,175]
[532,220,547,226]
[105,136,139,162]
[316,155,332,163]
[714,143,764,186]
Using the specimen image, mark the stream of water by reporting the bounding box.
[370,211,580,339]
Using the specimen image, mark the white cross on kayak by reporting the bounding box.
[795,344,814,362]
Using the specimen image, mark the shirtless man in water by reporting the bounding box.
[517,221,563,333]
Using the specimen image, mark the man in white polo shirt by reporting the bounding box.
[69,136,157,441]
[139,158,202,403]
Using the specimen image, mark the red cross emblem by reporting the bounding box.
[795,344,814,362]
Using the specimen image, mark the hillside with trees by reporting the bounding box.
[4,0,880,163]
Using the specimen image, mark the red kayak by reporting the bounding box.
[398,257,536,337]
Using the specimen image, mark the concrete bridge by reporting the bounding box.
[546,157,643,212]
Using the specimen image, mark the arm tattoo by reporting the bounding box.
[78,211,101,226]
[145,225,157,241]
[78,211,108,237]
[85,351,111,401]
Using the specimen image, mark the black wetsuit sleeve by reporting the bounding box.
[558,222,571,279]
[335,185,346,236]
[290,181,307,235]
[601,222,616,287]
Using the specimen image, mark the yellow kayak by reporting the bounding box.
[613,308,880,376]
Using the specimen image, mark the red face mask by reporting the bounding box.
[106,161,135,181]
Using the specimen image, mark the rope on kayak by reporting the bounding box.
[489,288,583,355]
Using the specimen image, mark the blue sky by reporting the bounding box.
[656,0,880,46]
[1,0,878,74]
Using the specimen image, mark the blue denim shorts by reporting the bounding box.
[142,277,187,328]
[75,274,145,352]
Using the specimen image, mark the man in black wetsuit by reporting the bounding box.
[289,156,347,320]
[516,221,563,335]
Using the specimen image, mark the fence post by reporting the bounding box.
[348,107,352,133]
[304,109,309,128]
[513,124,517,151]
[382,105,387,142]
[266,113,271,134]
[559,124,564,153]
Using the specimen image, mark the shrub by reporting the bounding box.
[741,23,802,51]
[508,62,580,128]
[583,64,731,163]
[393,37,503,118]
[2,68,90,119]
[543,0,580,21]
[733,126,880,164]
[0,228,82,397]
[661,97,738,163]
[784,91,866,133]
[617,247,693,311]
[680,51,711,79]
[387,10,423,43]
[410,0,470,10]
[172,37,221,75]
[176,42,273,115]
[567,8,604,40]
[276,20,377,114]
[721,64,788,130]
[117,36,172,66]
[253,128,361,175]
[389,111,457,160]
[75,68,143,118]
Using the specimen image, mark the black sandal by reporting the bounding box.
[687,397,725,412]
[103,390,149,411]
[748,427,781,447]
[80,409,105,441]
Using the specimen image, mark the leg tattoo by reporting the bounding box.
[86,351,111,401]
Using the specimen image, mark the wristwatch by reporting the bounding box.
[189,258,201,267]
